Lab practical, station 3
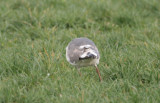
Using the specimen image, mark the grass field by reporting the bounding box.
[0,0,160,102]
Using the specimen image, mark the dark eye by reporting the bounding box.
[84,47,89,52]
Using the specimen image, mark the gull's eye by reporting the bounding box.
[84,47,90,52]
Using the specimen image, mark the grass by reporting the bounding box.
[0,0,160,102]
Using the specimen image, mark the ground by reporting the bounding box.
[0,0,160,102]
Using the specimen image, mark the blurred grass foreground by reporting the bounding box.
[0,0,160,102]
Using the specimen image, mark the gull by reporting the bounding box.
[66,37,102,81]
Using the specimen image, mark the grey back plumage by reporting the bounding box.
[66,37,100,65]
